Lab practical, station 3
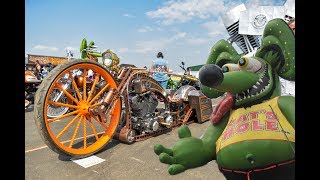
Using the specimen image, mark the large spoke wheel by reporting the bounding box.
[34,59,121,158]
[47,88,70,118]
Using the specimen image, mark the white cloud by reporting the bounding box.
[156,27,164,31]
[146,0,283,25]
[172,32,187,40]
[146,0,226,25]
[33,45,59,51]
[137,26,153,33]
[118,48,129,53]
[134,32,187,54]
[64,46,76,51]
[186,37,210,45]
[248,0,280,8]
[123,13,135,18]
[202,18,227,38]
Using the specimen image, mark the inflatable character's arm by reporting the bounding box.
[154,113,228,175]
[201,112,229,158]
[278,96,295,128]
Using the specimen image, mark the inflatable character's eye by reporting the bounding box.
[238,57,263,73]
[222,66,229,73]
[238,57,249,68]
[222,64,241,73]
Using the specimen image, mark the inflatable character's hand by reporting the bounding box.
[154,126,212,175]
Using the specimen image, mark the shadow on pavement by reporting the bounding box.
[58,139,121,161]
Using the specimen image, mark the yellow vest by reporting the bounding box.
[216,97,295,154]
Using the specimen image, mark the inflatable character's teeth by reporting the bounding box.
[243,96,247,100]
[247,89,250,93]
[253,85,258,89]
[256,82,261,85]
[259,79,263,83]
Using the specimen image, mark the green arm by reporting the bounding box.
[201,112,229,160]
[154,111,229,175]
[278,96,295,128]
[87,52,102,57]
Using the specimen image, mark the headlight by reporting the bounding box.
[104,58,112,66]
[103,52,113,66]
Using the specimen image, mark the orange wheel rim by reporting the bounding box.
[44,63,121,155]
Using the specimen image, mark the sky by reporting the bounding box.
[25,0,287,72]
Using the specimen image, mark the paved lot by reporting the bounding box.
[25,103,226,180]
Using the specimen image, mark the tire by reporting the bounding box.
[34,59,121,158]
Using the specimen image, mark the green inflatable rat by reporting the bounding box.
[154,19,295,179]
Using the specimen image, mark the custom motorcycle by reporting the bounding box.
[25,69,41,108]
[34,53,213,158]
[166,62,200,90]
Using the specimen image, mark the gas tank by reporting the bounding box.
[25,70,40,83]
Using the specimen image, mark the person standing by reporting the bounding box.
[185,67,191,75]
[150,52,169,89]
[35,60,42,80]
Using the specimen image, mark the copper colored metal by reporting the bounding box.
[103,88,115,106]
[75,76,84,87]
[134,128,171,142]
[117,68,127,79]
[188,95,213,123]
[182,108,193,125]
[118,126,135,143]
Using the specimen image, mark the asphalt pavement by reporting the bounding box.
[25,103,226,180]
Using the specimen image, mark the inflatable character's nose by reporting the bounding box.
[199,64,224,88]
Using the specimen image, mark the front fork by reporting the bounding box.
[89,88,119,122]
[89,67,146,143]
[53,82,70,102]
[88,67,133,123]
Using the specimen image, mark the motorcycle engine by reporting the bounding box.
[128,76,172,134]
[129,93,160,133]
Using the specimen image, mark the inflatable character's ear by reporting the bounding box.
[255,19,295,81]
[80,38,88,59]
[202,40,241,98]
[206,39,241,66]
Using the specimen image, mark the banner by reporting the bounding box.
[28,54,69,65]
[221,4,247,28]
[284,0,295,18]
[239,6,286,35]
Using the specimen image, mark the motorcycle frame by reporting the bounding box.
[91,66,211,143]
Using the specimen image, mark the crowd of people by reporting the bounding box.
[27,60,55,80]
[25,61,56,109]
